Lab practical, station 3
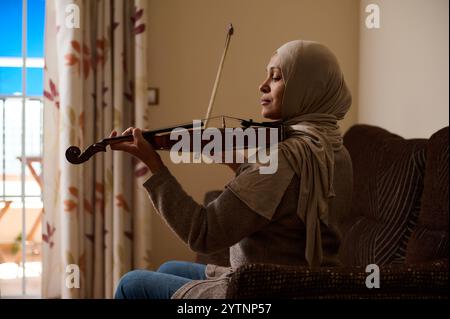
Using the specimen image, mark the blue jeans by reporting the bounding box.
[114,260,207,299]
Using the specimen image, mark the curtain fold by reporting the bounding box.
[43,0,153,298]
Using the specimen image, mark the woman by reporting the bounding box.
[113,40,353,299]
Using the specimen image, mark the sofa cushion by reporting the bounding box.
[406,127,449,263]
[339,125,427,266]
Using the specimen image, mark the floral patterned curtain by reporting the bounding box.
[42,0,154,298]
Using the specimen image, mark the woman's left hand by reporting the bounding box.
[109,127,165,174]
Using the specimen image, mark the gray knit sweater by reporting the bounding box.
[143,147,353,298]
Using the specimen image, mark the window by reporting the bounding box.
[0,0,45,298]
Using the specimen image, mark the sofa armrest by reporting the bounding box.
[226,259,448,299]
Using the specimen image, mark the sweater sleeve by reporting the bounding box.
[143,166,271,254]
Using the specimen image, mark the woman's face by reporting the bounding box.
[259,54,285,120]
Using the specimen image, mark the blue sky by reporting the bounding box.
[0,0,45,95]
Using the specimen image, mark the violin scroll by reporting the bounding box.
[65,142,108,164]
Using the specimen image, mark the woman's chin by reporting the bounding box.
[261,107,271,119]
[261,109,278,120]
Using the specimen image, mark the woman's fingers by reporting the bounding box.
[109,127,157,164]
[133,128,146,146]
[122,127,134,136]
[107,127,163,172]
[109,128,134,152]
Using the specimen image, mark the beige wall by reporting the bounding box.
[146,0,360,268]
[359,0,449,139]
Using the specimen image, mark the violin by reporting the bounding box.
[65,24,285,165]
[66,116,284,164]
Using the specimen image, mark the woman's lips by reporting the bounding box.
[260,99,271,106]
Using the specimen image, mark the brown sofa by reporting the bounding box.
[197,124,449,299]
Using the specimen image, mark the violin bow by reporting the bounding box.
[203,23,234,129]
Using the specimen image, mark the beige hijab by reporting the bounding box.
[227,40,352,267]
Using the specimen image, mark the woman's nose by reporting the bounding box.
[259,81,270,94]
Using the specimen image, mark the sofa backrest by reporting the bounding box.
[406,127,449,263]
[339,125,427,267]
